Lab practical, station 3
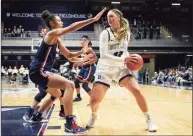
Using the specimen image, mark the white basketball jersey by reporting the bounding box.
[98,27,129,66]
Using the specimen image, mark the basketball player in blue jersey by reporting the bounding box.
[73,35,97,102]
[28,8,106,135]
[86,9,157,132]
[23,35,66,122]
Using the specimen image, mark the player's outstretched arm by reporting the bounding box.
[49,8,106,36]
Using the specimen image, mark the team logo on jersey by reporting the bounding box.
[109,44,119,50]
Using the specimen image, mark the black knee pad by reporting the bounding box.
[60,89,65,97]
[74,79,80,88]
[34,91,47,102]
[82,82,91,93]
[50,96,56,101]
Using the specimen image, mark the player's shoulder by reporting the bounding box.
[87,47,94,53]
[100,28,110,38]
[101,27,110,33]
[87,47,92,51]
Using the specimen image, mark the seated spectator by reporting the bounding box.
[156,71,164,84]
[163,70,169,83]
[12,66,18,76]
[13,26,17,37]
[21,28,25,37]
[23,67,29,76]
[3,28,7,37]
[16,27,21,37]
[10,66,18,85]
[19,65,25,83]
[11,30,16,37]
[7,28,12,37]
[7,66,13,83]
[10,73,17,85]
[22,67,29,84]
[152,72,158,81]
[26,31,31,37]
[1,66,7,77]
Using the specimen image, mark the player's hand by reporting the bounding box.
[73,62,83,67]
[93,7,106,21]
[80,62,87,67]
[124,56,131,64]
[74,61,84,67]
[124,55,138,64]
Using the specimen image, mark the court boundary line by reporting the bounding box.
[37,104,55,136]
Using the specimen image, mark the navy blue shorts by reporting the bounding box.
[29,69,53,90]
[77,65,96,82]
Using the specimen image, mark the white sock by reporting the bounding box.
[144,112,151,122]
[92,112,97,117]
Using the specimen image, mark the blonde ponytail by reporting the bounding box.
[119,17,130,41]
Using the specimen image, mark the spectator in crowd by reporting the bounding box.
[151,72,158,85]
[145,68,149,84]
[24,67,29,76]
[152,72,158,81]
[19,65,25,83]
[13,26,17,36]
[8,28,11,33]
[7,28,12,37]
[26,31,31,37]
[11,30,15,37]
[23,67,29,84]
[4,28,7,37]
[163,70,169,84]
[16,27,21,37]
[21,28,25,37]
[142,68,146,84]
[1,66,7,77]
[156,71,164,85]
[149,26,154,40]
[12,66,18,76]
[151,66,192,89]
[7,66,13,83]
[143,25,148,39]
[156,26,160,39]
[10,66,18,84]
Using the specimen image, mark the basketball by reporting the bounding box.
[125,54,143,71]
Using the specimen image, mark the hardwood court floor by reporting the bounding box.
[2,82,192,135]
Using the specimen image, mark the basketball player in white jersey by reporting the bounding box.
[86,9,157,132]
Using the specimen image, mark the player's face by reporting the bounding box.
[107,11,120,29]
[81,38,89,47]
[54,16,63,28]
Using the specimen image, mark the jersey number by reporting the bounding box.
[114,51,123,57]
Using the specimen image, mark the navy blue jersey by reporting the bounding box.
[30,39,58,71]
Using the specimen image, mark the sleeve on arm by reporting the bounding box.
[99,30,125,62]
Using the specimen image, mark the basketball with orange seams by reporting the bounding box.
[125,54,143,71]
